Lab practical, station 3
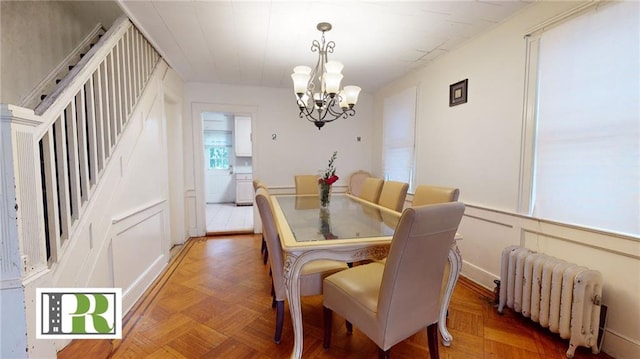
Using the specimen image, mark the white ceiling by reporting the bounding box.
[118,0,532,93]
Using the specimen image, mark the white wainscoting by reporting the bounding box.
[111,200,168,312]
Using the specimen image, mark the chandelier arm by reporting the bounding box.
[326,40,335,54]
[299,106,317,122]
[325,99,343,117]
[317,106,341,123]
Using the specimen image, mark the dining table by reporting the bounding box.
[271,193,463,359]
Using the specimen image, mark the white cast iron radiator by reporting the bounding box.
[497,245,603,358]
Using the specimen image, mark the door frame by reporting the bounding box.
[191,102,258,236]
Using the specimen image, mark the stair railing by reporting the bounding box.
[1,15,160,276]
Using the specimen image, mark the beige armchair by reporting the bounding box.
[294,175,320,195]
[412,185,459,206]
[322,202,465,359]
[377,180,409,212]
[255,188,348,344]
[347,170,371,196]
[359,177,384,203]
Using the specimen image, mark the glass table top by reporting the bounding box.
[274,195,399,242]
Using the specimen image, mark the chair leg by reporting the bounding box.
[378,348,391,359]
[323,306,333,349]
[345,320,353,335]
[261,235,266,253]
[263,246,269,264]
[274,301,284,344]
[426,322,439,359]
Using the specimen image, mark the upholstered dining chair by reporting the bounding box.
[412,185,460,206]
[322,202,465,359]
[255,188,348,344]
[295,175,320,195]
[253,179,269,264]
[377,180,409,212]
[347,170,372,197]
[358,177,384,204]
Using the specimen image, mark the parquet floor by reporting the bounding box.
[58,235,613,359]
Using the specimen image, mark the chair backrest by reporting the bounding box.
[347,170,371,196]
[377,181,409,212]
[358,177,384,203]
[377,202,465,348]
[295,175,319,195]
[255,188,287,300]
[412,185,459,207]
[253,179,267,191]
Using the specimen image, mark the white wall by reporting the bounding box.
[0,1,97,104]
[183,82,374,236]
[374,2,639,358]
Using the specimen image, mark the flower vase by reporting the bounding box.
[319,183,331,209]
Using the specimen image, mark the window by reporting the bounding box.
[522,2,639,236]
[383,86,417,191]
[204,130,231,170]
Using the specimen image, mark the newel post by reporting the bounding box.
[0,104,50,358]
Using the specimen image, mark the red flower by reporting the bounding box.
[326,174,339,185]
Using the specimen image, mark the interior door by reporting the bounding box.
[204,129,235,203]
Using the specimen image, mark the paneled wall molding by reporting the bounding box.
[521,228,640,261]
[463,213,514,229]
[111,207,168,311]
[465,203,639,243]
[112,199,166,228]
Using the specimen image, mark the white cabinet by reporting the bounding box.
[234,116,252,157]
[235,173,253,205]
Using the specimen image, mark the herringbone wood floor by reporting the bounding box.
[58,235,612,359]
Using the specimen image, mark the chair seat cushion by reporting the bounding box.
[323,262,385,343]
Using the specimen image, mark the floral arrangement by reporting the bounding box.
[319,151,339,186]
[318,151,338,207]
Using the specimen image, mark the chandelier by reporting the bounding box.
[291,22,361,130]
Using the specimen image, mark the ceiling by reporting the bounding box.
[117,1,532,93]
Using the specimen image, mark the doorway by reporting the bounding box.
[201,112,254,233]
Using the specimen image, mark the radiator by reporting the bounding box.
[497,245,603,358]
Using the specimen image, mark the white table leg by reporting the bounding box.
[282,246,390,359]
[283,253,304,359]
[439,242,462,346]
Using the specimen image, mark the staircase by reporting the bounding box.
[1,14,166,357]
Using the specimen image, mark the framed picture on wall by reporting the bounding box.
[449,79,468,107]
